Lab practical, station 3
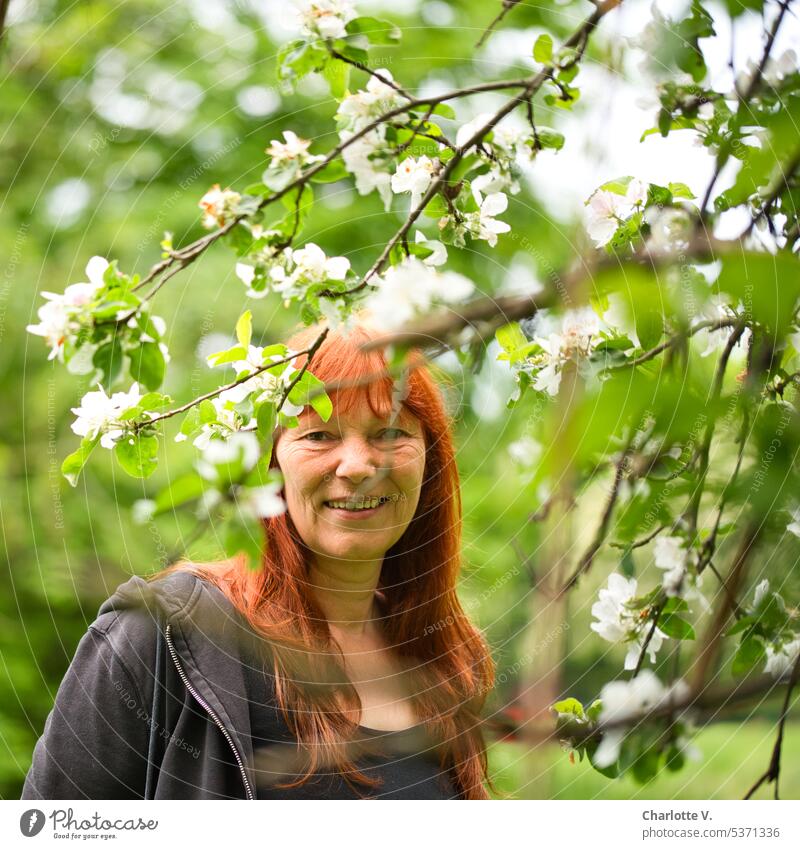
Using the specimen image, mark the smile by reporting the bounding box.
[323,493,404,513]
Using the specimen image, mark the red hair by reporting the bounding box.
[163,318,495,798]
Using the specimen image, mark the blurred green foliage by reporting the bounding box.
[2,0,799,799]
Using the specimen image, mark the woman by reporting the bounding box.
[22,319,496,800]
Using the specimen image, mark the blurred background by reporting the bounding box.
[2,0,799,799]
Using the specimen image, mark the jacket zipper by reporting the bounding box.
[164,623,255,800]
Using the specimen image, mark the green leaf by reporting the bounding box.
[536,128,564,150]
[657,612,696,640]
[634,308,663,351]
[321,57,349,99]
[726,615,755,636]
[309,158,348,183]
[62,436,100,487]
[668,181,695,199]
[423,193,448,218]
[345,16,401,44]
[732,635,766,676]
[153,473,207,514]
[114,434,159,479]
[533,33,553,64]
[93,337,124,391]
[256,402,277,442]
[236,310,252,349]
[129,342,166,392]
[430,103,456,119]
[207,345,248,367]
[223,515,263,570]
[552,697,584,719]
[620,547,636,578]
[496,322,528,355]
[717,252,800,335]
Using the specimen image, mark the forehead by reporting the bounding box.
[298,401,419,429]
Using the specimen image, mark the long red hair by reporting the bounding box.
[163,319,496,798]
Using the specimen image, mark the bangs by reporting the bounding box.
[286,322,426,423]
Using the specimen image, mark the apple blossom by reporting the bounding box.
[391,155,437,208]
[593,672,689,768]
[265,130,323,167]
[198,184,242,229]
[233,482,287,520]
[336,69,407,134]
[340,130,394,210]
[591,572,668,670]
[362,256,474,331]
[764,635,800,679]
[296,0,356,41]
[463,191,511,247]
[26,256,110,361]
[70,382,145,449]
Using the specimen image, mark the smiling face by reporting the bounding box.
[274,401,427,569]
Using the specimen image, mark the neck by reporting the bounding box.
[307,555,383,638]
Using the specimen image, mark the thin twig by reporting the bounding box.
[743,649,800,799]
[609,524,666,550]
[131,339,323,432]
[560,441,633,594]
[475,1,523,49]
[613,318,740,369]
[699,0,793,217]
[633,599,667,677]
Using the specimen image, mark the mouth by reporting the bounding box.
[323,493,404,518]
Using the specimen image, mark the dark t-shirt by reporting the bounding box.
[242,658,458,799]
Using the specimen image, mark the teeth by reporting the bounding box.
[326,494,401,511]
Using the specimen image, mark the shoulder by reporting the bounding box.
[87,568,240,684]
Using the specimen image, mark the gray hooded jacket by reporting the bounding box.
[21,571,458,800]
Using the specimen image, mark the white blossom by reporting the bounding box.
[391,155,437,208]
[296,0,356,40]
[132,499,157,524]
[336,69,407,134]
[234,482,287,520]
[196,430,261,481]
[198,184,241,229]
[584,179,650,248]
[70,382,144,449]
[593,672,689,768]
[463,191,511,247]
[585,189,626,247]
[340,130,394,210]
[317,296,356,335]
[268,242,350,299]
[764,635,800,679]
[753,578,771,608]
[531,335,564,396]
[455,112,493,150]
[591,572,667,671]
[414,230,447,266]
[265,130,323,167]
[653,535,688,597]
[216,344,305,415]
[363,257,474,331]
[528,308,602,396]
[27,256,110,361]
[625,178,648,208]
[507,434,542,467]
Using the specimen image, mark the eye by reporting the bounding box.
[304,431,334,442]
[378,428,409,439]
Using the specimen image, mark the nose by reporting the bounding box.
[334,436,380,484]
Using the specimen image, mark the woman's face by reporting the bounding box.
[274,401,426,568]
